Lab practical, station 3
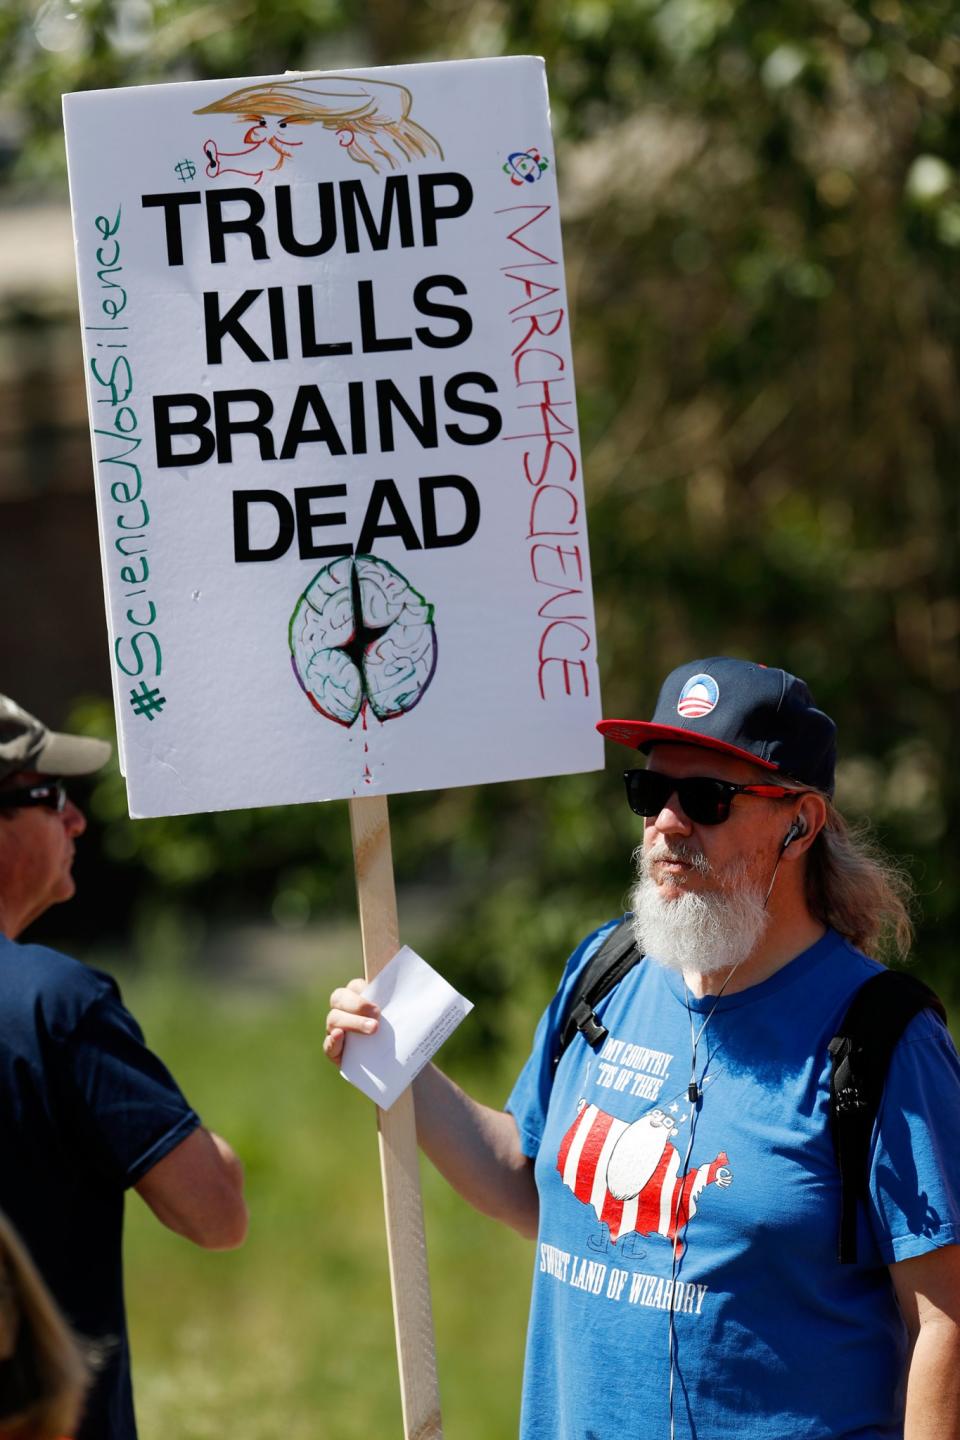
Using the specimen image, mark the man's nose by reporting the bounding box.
[649,789,693,837]
[62,798,86,837]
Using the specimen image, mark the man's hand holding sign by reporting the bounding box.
[64,56,602,1438]
[326,982,540,1240]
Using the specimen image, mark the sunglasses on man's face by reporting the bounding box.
[623,769,801,827]
[0,780,67,814]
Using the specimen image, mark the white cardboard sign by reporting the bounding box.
[63,57,602,817]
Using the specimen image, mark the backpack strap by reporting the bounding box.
[552,918,643,1073]
[828,970,946,1264]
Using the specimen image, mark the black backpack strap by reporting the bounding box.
[828,970,947,1264]
[552,918,643,1073]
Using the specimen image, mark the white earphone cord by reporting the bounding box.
[667,817,801,1439]
[668,959,741,1440]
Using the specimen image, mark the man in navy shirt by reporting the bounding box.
[0,693,247,1439]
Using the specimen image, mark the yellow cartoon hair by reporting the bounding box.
[195,75,443,174]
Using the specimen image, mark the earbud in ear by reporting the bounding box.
[782,817,806,850]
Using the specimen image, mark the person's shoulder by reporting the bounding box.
[0,935,121,1036]
[830,935,949,1046]
[892,981,953,1048]
[541,916,637,1015]
[564,915,630,979]
[830,931,885,979]
[583,915,630,952]
[817,932,886,1008]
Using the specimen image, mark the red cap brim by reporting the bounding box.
[595,719,780,772]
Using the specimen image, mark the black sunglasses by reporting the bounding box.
[623,769,802,827]
[0,780,67,814]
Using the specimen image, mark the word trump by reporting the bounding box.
[141,172,473,266]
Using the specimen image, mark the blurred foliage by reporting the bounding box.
[115,958,532,1438]
[6,0,960,1024]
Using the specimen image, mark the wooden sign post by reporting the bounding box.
[349,795,442,1440]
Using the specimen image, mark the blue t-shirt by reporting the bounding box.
[507,923,960,1440]
[0,937,200,1440]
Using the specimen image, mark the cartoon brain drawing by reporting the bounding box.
[289,555,437,726]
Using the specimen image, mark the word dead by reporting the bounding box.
[233,473,479,563]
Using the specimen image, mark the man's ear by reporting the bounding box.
[781,792,827,858]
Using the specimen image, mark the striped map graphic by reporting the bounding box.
[556,1101,730,1253]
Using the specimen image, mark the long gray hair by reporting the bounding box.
[803,797,915,961]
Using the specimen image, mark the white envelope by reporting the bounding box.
[340,945,473,1109]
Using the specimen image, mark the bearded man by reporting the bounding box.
[326,656,960,1440]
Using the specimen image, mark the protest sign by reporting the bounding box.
[63,56,602,819]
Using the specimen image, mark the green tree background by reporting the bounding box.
[2,3,958,1434]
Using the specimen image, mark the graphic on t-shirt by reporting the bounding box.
[557,1100,732,1256]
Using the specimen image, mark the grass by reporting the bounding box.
[106,942,536,1440]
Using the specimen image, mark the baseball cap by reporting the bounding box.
[0,695,111,784]
[597,656,837,794]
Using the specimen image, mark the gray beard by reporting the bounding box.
[628,846,771,977]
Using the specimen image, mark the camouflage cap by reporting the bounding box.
[0,695,111,783]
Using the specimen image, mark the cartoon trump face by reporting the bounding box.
[195,74,443,182]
